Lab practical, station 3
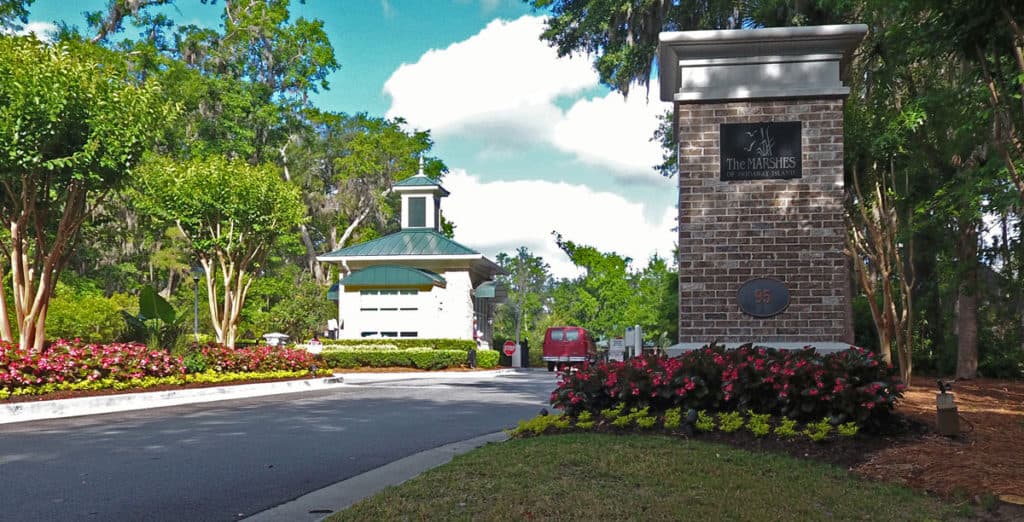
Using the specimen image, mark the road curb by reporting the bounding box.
[243,431,509,522]
[0,369,533,425]
[0,376,346,425]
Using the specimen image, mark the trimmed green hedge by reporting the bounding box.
[321,348,499,370]
[321,343,401,351]
[476,350,499,368]
[321,338,477,351]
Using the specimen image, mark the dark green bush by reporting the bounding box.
[979,349,1024,379]
[183,351,208,373]
[321,338,477,351]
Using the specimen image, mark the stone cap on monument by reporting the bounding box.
[658,24,868,103]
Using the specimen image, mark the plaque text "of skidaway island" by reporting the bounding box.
[720,121,802,181]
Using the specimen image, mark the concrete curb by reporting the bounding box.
[243,431,509,522]
[0,368,531,425]
[0,376,346,425]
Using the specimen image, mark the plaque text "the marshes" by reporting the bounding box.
[720,121,802,181]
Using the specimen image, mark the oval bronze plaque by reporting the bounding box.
[737,278,790,318]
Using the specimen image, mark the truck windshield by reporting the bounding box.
[565,329,579,341]
[549,329,564,341]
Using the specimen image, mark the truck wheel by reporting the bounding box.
[547,362,555,372]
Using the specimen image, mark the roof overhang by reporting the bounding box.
[335,264,447,289]
[393,184,450,197]
[317,254,485,263]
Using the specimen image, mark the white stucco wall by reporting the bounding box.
[334,269,475,340]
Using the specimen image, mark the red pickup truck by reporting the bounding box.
[542,326,597,371]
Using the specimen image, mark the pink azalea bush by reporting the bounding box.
[550,344,905,427]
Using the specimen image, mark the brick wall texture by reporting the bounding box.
[676,99,851,344]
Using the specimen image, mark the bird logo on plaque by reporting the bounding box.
[744,126,776,157]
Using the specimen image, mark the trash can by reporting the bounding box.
[520,340,529,368]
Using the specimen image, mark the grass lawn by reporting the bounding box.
[330,433,954,521]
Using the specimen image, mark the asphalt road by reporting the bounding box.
[0,370,557,522]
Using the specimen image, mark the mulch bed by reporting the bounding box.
[854,377,1024,505]
[680,376,1024,519]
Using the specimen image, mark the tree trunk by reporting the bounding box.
[846,167,914,381]
[302,226,326,284]
[336,206,371,251]
[161,270,175,298]
[279,142,327,285]
[0,264,13,343]
[201,257,225,346]
[200,251,256,349]
[956,223,979,379]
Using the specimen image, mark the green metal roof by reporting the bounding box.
[320,229,480,259]
[336,265,446,288]
[393,174,449,195]
[474,281,498,298]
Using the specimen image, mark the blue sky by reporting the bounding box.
[23,0,677,277]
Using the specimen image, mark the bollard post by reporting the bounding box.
[935,380,960,436]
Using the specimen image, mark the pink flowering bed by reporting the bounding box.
[550,344,905,427]
[1,340,321,396]
[1,340,184,388]
[188,342,318,372]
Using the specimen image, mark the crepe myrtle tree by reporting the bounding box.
[0,37,167,350]
[137,155,305,348]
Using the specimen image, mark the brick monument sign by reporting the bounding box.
[657,25,867,351]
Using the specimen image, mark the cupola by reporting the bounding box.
[392,160,449,231]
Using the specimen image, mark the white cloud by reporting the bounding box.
[380,0,395,18]
[384,15,597,142]
[384,14,670,179]
[443,169,677,279]
[553,83,669,178]
[3,21,57,41]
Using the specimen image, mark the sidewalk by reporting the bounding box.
[0,368,522,425]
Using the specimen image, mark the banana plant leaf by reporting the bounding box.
[139,286,176,324]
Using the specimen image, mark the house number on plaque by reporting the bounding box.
[755,289,772,304]
[738,279,790,318]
